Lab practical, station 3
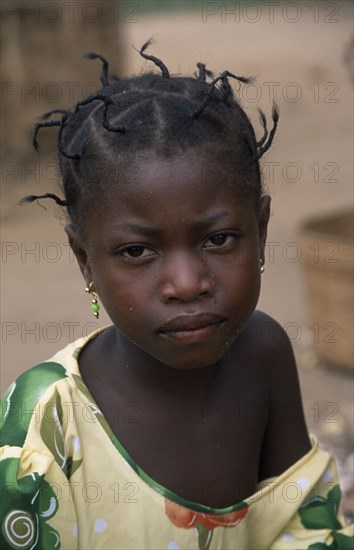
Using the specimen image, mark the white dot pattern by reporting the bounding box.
[94,519,108,533]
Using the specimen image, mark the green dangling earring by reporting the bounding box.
[85,281,100,319]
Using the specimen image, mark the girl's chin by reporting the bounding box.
[116,325,237,370]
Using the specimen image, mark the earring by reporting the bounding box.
[260,258,265,274]
[85,281,100,318]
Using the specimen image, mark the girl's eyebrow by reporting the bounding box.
[110,224,159,236]
[196,211,233,228]
[110,212,234,235]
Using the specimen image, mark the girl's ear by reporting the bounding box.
[258,195,271,262]
[65,224,92,285]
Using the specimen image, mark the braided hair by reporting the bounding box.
[21,39,279,233]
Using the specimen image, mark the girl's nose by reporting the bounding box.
[158,252,215,303]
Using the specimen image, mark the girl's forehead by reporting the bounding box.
[94,158,253,225]
[109,150,246,200]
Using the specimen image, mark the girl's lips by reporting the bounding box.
[158,319,226,345]
[157,313,226,332]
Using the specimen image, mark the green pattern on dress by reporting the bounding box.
[307,532,354,549]
[301,485,354,549]
[299,485,342,530]
[0,457,60,549]
[195,524,213,550]
[0,363,67,447]
[40,388,82,479]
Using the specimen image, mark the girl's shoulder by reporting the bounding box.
[0,348,74,449]
[237,309,298,370]
[0,330,103,447]
[245,309,293,346]
[239,310,312,479]
[240,309,304,404]
[1,363,67,456]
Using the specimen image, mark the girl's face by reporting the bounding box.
[68,151,270,370]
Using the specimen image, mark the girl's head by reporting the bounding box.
[24,41,279,369]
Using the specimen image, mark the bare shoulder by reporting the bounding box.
[240,310,303,379]
[242,309,294,357]
[239,310,312,480]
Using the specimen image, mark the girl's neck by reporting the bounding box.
[111,326,220,396]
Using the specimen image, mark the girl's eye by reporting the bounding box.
[204,233,236,248]
[120,245,155,259]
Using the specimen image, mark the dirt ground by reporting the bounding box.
[1,2,353,517]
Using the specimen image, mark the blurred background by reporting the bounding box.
[1,0,353,519]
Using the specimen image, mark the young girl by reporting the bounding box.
[1,41,353,550]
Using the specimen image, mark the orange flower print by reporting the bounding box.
[164,498,249,550]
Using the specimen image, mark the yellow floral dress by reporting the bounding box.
[1,328,353,549]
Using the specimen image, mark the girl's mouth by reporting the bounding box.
[158,315,226,345]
